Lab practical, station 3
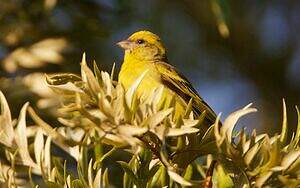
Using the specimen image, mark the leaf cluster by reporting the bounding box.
[0,54,299,187]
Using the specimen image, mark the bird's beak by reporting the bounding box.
[116,40,133,50]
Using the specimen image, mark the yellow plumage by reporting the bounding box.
[118,30,217,126]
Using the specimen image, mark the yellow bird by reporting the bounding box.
[117,30,217,127]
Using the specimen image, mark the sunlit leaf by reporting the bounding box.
[118,161,139,186]
[125,70,148,108]
[34,129,44,168]
[145,108,173,129]
[15,102,37,167]
[0,91,14,147]
[168,170,192,186]
[166,127,199,137]
[280,99,288,143]
[212,163,234,188]
[3,38,68,73]
[222,103,257,142]
[281,150,300,171]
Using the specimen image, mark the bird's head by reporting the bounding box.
[117,30,167,61]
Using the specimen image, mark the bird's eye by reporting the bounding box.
[137,39,145,44]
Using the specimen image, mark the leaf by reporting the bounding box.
[210,0,230,38]
[93,168,102,188]
[281,150,300,171]
[168,170,193,186]
[15,102,37,167]
[94,147,117,169]
[72,179,84,188]
[65,175,72,188]
[150,165,162,187]
[146,108,173,129]
[88,159,93,187]
[152,85,164,108]
[278,175,300,187]
[45,136,52,175]
[183,164,193,181]
[110,62,116,80]
[28,107,80,160]
[3,38,67,73]
[125,70,148,108]
[101,71,113,96]
[102,168,110,187]
[182,119,201,128]
[222,104,257,142]
[24,73,55,99]
[184,98,194,118]
[102,134,128,147]
[46,181,64,188]
[0,91,14,147]
[48,82,83,94]
[46,73,82,85]
[212,163,234,188]
[295,106,300,140]
[255,171,273,187]
[30,38,67,63]
[93,61,103,85]
[81,53,88,82]
[214,114,222,145]
[148,163,160,180]
[280,99,288,143]
[200,125,215,146]
[244,142,261,166]
[166,127,199,137]
[34,129,44,167]
[118,126,148,137]
[118,161,139,186]
[81,58,101,96]
[77,163,89,188]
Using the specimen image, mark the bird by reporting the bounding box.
[117,30,217,127]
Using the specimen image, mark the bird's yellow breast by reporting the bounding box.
[119,54,186,118]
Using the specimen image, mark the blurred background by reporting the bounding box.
[0,0,299,134]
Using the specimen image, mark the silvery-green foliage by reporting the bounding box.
[0,54,299,187]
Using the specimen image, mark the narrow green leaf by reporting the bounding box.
[110,62,116,80]
[93,61,103,86]
[94,147,116,169]
[148,163,160,180]
[280,99,288,143]
[184,98,194,118]
[72,179,85,188]
[103,168,110,187]
[118,161,139,186]
[45,181,64,188]
[168,170,193,186]
[183,164,193,181]
[212,163,234,188]
[295,106,300,141]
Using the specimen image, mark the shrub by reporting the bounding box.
[0,54,299,187]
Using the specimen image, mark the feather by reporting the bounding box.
[155,61,217,125]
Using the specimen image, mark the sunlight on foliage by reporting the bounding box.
[2,38,68,73]
[0,54,299,187]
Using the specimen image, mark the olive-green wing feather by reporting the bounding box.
[155,61,217,125]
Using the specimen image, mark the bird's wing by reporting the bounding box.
[155,61,217,125]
